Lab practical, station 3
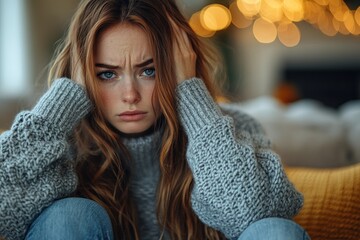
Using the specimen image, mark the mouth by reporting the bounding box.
[118,110,147,121]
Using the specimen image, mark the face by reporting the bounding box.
[94,23,160,136]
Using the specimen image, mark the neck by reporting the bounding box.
[120,123,164,178]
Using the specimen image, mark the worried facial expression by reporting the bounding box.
[94,23,160,135]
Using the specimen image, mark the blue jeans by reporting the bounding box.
[25,198,113,240]
[237,217,310,240]
[26,197,310,240]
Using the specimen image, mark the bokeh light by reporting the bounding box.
[318,9,338,36]
[253,17,277,43]
[313,0,329,6]
[283,0,305,22]
[278,21,301,47]
[343,10,356,34]
[189,11,215,38]
[200,4,232,31]
[230,1,253,29]
[260,0,283,23]
[189,0,359,47]
[355,7,360,26]
[236,0,262,18]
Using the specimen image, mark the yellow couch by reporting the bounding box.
[286,164,360,240]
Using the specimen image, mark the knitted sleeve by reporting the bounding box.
[176,78,303,239]
[0,78,92,240]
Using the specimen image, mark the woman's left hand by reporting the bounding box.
[170,19,197,84]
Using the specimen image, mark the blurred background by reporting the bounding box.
[0,0,359,167]
[181,0,360,102]
[1,0,359,124]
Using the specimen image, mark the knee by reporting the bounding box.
[26,197,113,240]
[238,217,310,240]
[39,197,111,227]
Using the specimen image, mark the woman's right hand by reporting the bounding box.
[170,18,197,84]
[72,52,85,86]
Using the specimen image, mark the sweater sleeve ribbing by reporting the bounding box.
[176,78,303,239]
[0,78,92,240]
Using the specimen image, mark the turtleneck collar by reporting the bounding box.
[120,125,164,178]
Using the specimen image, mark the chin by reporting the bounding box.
[117,125,156,138]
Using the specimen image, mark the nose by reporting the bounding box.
[122,79,141,104]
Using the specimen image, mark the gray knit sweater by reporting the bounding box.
[0,78,303,240]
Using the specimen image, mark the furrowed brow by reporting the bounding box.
[135,59,153,68]
[95,63,119,69]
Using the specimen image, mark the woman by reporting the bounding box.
[0,0,309,239]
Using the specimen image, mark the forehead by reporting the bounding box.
[95,22,153,62]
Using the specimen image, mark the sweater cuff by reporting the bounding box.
[32,78,92,135]
[176,78,222,138]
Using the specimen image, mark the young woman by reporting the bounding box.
[0,0,309,239]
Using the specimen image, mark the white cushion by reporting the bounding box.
[239,97,349,168]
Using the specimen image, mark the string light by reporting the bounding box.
[253,17,277,43]
[200,4,232,31]
[188,0,360,47]
[189,11,215,37]
[229,1,253,29]
[277,21,301,46]
[355,7,360,26]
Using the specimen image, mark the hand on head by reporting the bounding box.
[170,18,197,84]
[71,51,85,86]
[74,69,85,86]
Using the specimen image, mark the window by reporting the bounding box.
[0,0,31,98]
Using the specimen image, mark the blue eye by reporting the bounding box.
[97,71,116,80]
[141,68,155,78]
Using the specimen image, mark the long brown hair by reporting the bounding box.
[48,0,225,239]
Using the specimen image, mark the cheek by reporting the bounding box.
[99,88,115,111]
[148,85,161,115]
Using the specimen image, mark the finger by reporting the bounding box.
[179,28,193,54]
[171,20,194,57]
[168,17,197,82]
[71,49,85,86]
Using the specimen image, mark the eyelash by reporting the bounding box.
[141,67,156,79]
[97,71,116,81]
[96,67,156,81]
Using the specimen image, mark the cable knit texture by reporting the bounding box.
[0,78,92,240]
[176,78,303,238]
[0,77,303,240]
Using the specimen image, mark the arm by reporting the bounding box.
[0,78,92,240]
[176,78,303,239]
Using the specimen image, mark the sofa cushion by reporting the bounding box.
[286,163,360,240]
[237,97,350,168]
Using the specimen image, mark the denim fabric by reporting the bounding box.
[25,198,113,240]
[237,217,311,240]
[25,197,309,240]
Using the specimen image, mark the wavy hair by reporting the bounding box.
[48,0,225,239]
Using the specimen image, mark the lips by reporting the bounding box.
[118,110,147,121]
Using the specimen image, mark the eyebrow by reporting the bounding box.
[95,59,154,69]
[135,59,153,68]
